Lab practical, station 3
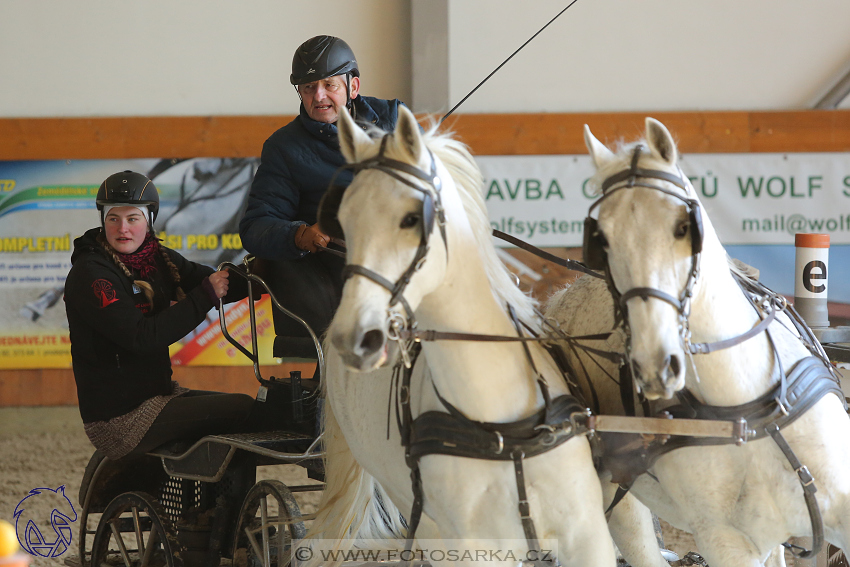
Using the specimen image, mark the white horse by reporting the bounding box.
[546,117,850,567]
[307,105,618,567]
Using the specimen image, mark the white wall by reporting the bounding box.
[443,0,850,114]
[0,0,411,117]
[2,0,850,118]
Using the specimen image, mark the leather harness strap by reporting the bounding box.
[395,318,587,565]
[600,355,842,558]
[767,423,823,560]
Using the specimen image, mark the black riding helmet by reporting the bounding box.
[290,35,359,86]
[291,36,359,115]
[96,170,160,229]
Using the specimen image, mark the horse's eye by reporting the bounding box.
[400,213,420,229]
[674,219,690,239]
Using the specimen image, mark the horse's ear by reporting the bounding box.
[645,117,677,166]
[584,124,615,170]
[393,105,425,163]
[338,107,372,164]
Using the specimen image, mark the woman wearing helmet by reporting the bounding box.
[239,35,403,350]
[65,171,255,459]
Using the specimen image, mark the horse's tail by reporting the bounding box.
[303,393,407,567]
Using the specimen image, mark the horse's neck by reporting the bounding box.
[685,242,782,405]
[416,240,551,423]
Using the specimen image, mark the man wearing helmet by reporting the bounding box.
[65,171,257,459]
[239,35,403,346]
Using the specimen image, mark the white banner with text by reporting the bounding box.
[478,152,850,247]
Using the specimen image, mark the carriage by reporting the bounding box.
[65,256,325,567]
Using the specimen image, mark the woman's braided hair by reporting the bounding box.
[97,232,186,303]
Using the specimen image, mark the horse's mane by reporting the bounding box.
[422,125,539,327]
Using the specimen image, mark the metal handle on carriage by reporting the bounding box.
[216,258,326,387]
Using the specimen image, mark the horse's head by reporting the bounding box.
[323,106,455,371]
[583,118,708,399]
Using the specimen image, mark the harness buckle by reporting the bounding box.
[776,397,790,417]
[732,417,750,446]
[796,465,816,489]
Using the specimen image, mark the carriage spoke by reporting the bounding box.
[108,519,133,567]
[132,505,145,559]
[140,527,157,567]
[246,528,264,562]
[261,498,271,567]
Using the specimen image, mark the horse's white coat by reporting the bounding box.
[546,118,850,567]
[308,106,617,567]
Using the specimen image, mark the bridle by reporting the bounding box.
[583,145,706,359]
[324,134,448,354]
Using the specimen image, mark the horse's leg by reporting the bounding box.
[691,524,771,567]
[604,485,671,567]
[524,448,618,567]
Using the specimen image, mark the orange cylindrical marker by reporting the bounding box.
[794,233,829,328]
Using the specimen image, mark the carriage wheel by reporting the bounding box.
[91,491,183,567]
[233,480,306,567]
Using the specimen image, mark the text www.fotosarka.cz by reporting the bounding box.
[291,539,557,565]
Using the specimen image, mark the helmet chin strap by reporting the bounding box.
[344,73,356,119]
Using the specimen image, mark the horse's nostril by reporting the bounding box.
[665,354,681,382]
[669,354,681,376]
[359,329,384,355]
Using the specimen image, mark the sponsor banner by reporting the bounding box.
[0,158,281,369]
[3,152,849,368]
[477,152,850,246]
[169,296,277,366]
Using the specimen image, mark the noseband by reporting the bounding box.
[338,135,448,341]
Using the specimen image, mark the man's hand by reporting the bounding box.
[295,223,331,253]
[207,269,230,298]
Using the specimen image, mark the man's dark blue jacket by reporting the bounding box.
[240,95,401,260]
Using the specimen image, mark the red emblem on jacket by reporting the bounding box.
[92,279,120,308]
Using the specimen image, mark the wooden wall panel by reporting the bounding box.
[444,111,753,155]
[0,363,315,407]
[4,110,850,161]
[749,111,850,153]
[0,116,291,160]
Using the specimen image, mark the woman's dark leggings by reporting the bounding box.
[132,390,255,455]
